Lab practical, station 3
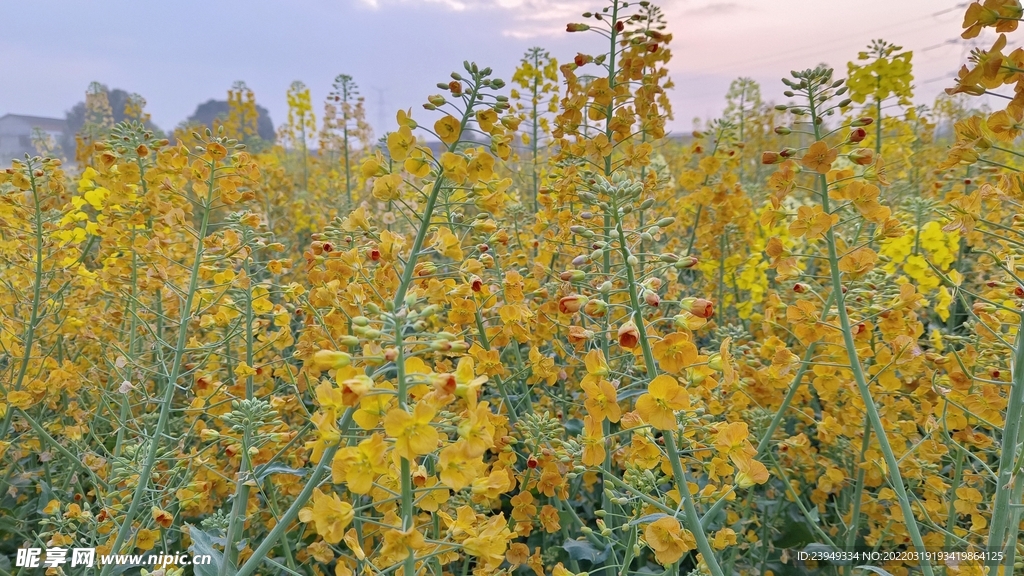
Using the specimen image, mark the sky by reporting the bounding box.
[0,0,987,138]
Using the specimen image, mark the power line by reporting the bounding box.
[706,2,966,74]
[932,2,970,16]
[922,38,961,51]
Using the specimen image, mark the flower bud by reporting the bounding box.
[674,256,699,269]
[312,350,352,371]
[680,297,714,319]
[848,127,867,143]
[559,294,588,314]
[644,291,660,307]
[973,302,996,314]
[583,299,608,317]
[415,261,437,276]
[560,269,587,282]
[617,321,639,349]
[434,373,457,395]
[566,23,590,32]
[793,283,809,293]
[851,117,874,127]
[341,376,374,406]
[849,148,874,165]
[774,126,791,135]
[761,151,782,165]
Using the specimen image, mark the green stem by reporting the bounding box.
[842,415,871,576]
[943,447,964,553]
[807,81,934,576]
[395,316,417,576]
[220,252,258,575]
[100,156,218,575]
[612,213,725,576]
[985,313,1024,571]
[701,291,835,527]
[392,85,478,307]
[233,413,349,576]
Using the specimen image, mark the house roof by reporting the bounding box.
[0,114,68,132]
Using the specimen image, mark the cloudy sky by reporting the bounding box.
[0,0,985,137]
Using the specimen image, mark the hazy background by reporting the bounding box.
[0,0,987,138]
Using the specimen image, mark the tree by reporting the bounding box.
[64,83,160,158]
[185,98,275,143]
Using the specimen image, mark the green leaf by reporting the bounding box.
[107,564,144,576]
[854,566,896,576]
[562,538,610,564]
[253,463,308,482]
[188,524,233,576]
[618,388,647,400]
[628,513,672,527]
[774,507,816,548]
[36,482,54,515]
[800,543,849,566]
[564,418,584,436]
